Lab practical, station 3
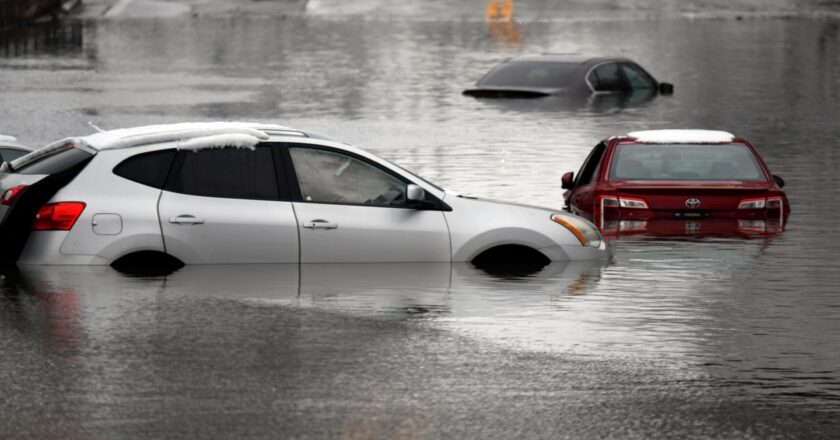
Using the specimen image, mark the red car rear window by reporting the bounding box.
[609,143,766,181]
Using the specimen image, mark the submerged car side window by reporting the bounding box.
[576,143,607,187]
[113,150,176,189]
[289,147,407,207]
[620,64,655,90]
[168,147,280,200]
[588,63,626,92]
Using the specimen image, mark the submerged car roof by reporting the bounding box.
[623,130,737,144]
[506,54,630,65]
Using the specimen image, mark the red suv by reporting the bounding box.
[561,130,789,237]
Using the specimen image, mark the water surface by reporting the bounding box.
[1,8,840,438]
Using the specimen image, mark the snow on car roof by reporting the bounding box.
[176,133,263,152]
[81,122,303,151]
[627,130,736,144]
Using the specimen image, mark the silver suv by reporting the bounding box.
[0,122,606,267]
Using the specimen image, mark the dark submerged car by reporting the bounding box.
[463,54,674,99]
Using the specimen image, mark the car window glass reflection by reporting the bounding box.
[620,64,655,90]
[589,63,626,92]
[576,143,607,186]
[610,144,766,181]
[289,148,407,207]
[479,61,579,88]
[171,147,279,200]
[113,150,175,189]
[0,148,28,163]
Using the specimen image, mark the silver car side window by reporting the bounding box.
[289,148,407,207]
[172,147,279,201]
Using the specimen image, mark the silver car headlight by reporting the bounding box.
[550,213,602,248]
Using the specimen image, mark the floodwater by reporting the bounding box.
[2,2,840,438]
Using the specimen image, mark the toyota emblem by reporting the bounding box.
[685,198,701,209]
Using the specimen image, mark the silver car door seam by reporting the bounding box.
[440,205,454,262]
[274,143,302,265]
[289,201,302,264]
[155,189,168,254]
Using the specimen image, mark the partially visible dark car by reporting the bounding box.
[463,54,673,99]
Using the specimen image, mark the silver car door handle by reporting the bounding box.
[169,215,205,225]
[303,219,338,229]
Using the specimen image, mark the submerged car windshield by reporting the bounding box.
[609,144,766,181]
[477,61,580,89]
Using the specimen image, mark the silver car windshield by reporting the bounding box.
[609,143,766,181]
[478,61,580,89]
[381,159,444,193]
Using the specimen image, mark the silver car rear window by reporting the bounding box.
[15,147,94,175]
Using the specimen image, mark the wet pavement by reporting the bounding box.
[2,1,840,438]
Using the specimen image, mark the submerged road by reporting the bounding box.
[2,0,840,438]
[80,0,840,19]
[80,0,308,18]
[2,264,839,439]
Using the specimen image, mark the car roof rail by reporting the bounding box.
[262,129,308,137]
[101,127,271,151]
[80,122,307,151]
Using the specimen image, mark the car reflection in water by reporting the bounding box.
[1,261,607,437]
[468,87,660,115]
[9,260,607,325]
[602,217,785,240]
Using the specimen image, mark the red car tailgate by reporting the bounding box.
[615,181,772,211]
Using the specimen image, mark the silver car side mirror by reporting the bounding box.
[407,184,425,202]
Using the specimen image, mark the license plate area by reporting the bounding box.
[673,211,711,218]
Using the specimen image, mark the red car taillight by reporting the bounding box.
[598,195,649,209]
[766,196,785,218]
[32,202,86,231]
[1,184,28,206]
[737,197,766,209]
[595,195,649,228]
[600,196,620,208]
[618,196,649,209]
[738,196,786,218]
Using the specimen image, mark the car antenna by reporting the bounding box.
[88,121,106,133]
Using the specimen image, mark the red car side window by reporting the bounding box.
[575,143,607,187]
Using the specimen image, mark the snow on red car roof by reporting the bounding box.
[626,130,736,144]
